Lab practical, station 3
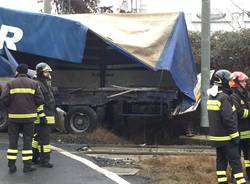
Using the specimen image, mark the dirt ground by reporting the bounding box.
[52,129,218,184]
[138,155,217,184]
[52,128,250,184]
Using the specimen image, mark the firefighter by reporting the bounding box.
[207,69,246,184]
[1,64,45,173]
[32,62,55,168]
[230,71,250,180]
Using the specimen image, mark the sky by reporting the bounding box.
[0,0,248,14]
[0,0,42,12]
[0,0,248,18]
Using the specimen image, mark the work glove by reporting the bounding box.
[39,116,47,125]
[231,136,240,145]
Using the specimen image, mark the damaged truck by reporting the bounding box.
[0,7,198,133]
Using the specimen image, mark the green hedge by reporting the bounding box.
[189,29,250,76]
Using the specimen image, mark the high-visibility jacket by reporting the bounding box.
[207,90,239,147]
[231,89,250,140]
[1,74,45,123]
[34,77,55,125]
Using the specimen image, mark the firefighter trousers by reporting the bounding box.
[240,140,250,179]
[7,122,34,167]
[32,124,51,164]
[216,144,246,184]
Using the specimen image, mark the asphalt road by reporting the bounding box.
[0,133,150,184]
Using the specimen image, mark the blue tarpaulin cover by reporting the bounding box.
[0,7,197,111]
[0,45,18,76]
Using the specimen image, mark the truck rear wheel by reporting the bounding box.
[0,110,7,132]
[65,106,98,133]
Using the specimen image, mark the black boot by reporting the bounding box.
[40,162,53,168]
[23,165,36,173]
[32,148,40,164]
[40,153,53,168]
[8,160,17,174]
[9,165,17,174]
[32,159,40,165]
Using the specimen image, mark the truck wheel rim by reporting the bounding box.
[70,112,90,133]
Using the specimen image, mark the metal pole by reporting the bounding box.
[44,0,52,13]
[131,0,133,12]
[135,0,137,13]
[68,0,71,14]
[200,0,210,128]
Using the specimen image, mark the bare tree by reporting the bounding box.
[53,0,99,14]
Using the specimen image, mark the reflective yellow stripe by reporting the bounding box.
[46,116,55,124]
[240,135,250,139]
[32,144,38,149]
[234,172,244,178]
[236,178,246,184]
[38,113,46,117]
[22,156,33,160]
[7,149,18,153]
[245,163,250,167]
[42,145,51,153]
[207,100,221,111]
[215,78,223,84]
[34,119,39,124]
[242,109,249,119]
[209,136,231,141]
[37,105,44,112]
[32,139,39,149]
[216,171,227,175]
[244,160,250,164]
[8,113,37,119]
[7,155,17,160]
[230,132,240,138]
[22,150,32,154]
[10,88,35,94]
[240,131,250,139]
[34,116,55,124]
[43,145,50,149]
[240,131,250,135]
[218,177,227,182]
[245,160,250,167]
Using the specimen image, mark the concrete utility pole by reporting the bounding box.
[44,0,52,14]
[201,0,210,128]
[68,0,71,14]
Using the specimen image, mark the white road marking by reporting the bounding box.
[51,145,131,184]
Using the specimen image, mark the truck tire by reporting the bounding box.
[0,110,7,132]
[64,106,98,133]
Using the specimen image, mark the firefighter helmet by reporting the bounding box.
[213,69,233,88]
[35,62,52,75]
[230,71,249,88]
